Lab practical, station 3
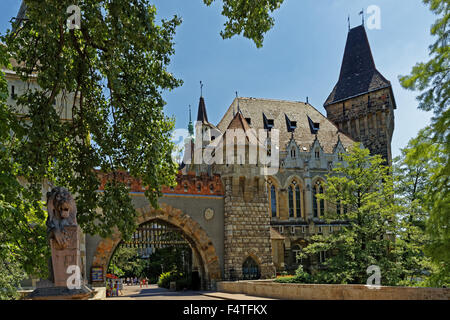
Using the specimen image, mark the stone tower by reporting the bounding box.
[324,25,396,165]
[218,110,274,280]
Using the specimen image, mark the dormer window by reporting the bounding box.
[291,147,296,158]
[315,148,320,159]
[263,112,274,131]
[307,116,320,134]
[338,152,343,161]
[285,114,297,132]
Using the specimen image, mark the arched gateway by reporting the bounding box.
[91,204,221,289]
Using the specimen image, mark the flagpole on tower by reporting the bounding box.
[360,9,364,26]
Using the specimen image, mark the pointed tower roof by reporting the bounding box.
[197,96,209,124]
[188,105,194,136]
[324,25,393,107]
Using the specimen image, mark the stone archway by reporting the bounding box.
[92,203,221,289]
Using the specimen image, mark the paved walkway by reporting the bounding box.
[107,284,275,300]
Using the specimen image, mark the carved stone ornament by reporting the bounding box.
[204,208,214,221]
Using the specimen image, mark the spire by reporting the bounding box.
[188,104,194,136]
[324,24,391,106]
[197,96,209,124]
[235,91,241,114]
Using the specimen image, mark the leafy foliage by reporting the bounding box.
[203,0,285,48]
[0,0,285,298]
[301,144,404,285]
[108,245,191,284]
[398,0,449,287]
[0,47,49,299]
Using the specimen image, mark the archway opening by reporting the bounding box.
[105,219,206,296]
[242,257,261,280]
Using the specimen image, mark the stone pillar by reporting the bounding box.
[50,225,81,287]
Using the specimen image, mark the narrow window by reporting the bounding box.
[319,185,325,216]
[315,149,320,159]
[270,185,277,218]
[313,187,318,218]
[288,186,294,218]
[295,185,301,218]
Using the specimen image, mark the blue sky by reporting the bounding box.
[0,0,436,158]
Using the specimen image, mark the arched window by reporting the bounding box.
[315,148,320,159]
[313,187,318,217]
[319,185,325,215]
[242,257,260,280]
[288,186,294,218]
[313,180,325,217]
[291,147,296,158]
[268,182,278,218]
[295,185,301,218]
[288,179,304,219]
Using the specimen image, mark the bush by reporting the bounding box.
[274,266,313,284]
[157,271,191,290]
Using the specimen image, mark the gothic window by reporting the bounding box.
[288,179,304,219]
[295,185,301,218]
[288,186,294,218]
[242,257,260,280]
[313,187,318,218]
[269,182,278,218]
[291,147,296,158]
[313,180,325,217]
[319,185,325,215]
[315,148,320,159]
[338,152,343,161]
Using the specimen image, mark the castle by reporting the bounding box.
[178,24,396,280]
[4,2,396,287]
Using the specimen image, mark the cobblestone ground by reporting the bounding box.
[107,284,275,300]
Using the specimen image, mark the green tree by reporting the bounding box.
[0,0,284,298]
[393,128,439,286]
[302,144,402,285]
[399,0,449,287]
[0,45,49,299]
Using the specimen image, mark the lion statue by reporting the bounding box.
[46,187,77,250]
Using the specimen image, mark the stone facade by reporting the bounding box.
[222,174,274,280]
[325,87,395,165]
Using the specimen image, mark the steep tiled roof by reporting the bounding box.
[217,97,355,153]
[324,25,391,106]
[197,96,209,124]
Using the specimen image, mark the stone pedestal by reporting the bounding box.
[51,225,81,287]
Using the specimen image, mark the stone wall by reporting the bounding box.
[222,175,275,280]
[325,87,395,164]
[217,280,450,300]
